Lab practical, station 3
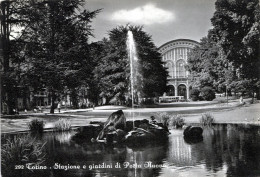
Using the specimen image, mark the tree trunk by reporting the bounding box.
[1,2,16,115]
[257,88,260,100]
[71,89,78,109]
[6,84,16,115]
[50,91,56,113]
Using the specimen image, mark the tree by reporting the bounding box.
[211,0,260,99]
[1,0,34,114]
[94,25,167,105]
[88,41,107,105]
[190,88,200,101]
[1,0,100,113]
[187,31,233,93]
[200,86,216,101]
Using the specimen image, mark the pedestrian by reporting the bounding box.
[38,106,42,113]
[57,102,61,113]
[240,96,244,104]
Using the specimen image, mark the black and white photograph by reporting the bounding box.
[1,0,260,176]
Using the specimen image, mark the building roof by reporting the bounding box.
[159,39,200,49]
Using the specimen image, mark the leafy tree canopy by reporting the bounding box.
[1,0,100,112]
[94,25,167,104]
[211,0,260,80]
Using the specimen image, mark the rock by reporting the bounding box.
[106,133,115,144]
[96,110,126,140]
[184,135,203,144]
[125,119,169,133]
[183,126,203,137]
[125,123,169,147]
[153,122,170,132]
[176,124,184,129]
[125,128,155,146]
[104,129,127,144]
[90,121,104,127]
[72,124,103,143]
[90,110,169,146]
[115,129,126,143]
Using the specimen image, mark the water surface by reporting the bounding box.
[2,124,260,177]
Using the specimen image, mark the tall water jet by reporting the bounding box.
[126,30,138,127]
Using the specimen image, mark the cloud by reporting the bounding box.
[111,4,174,25]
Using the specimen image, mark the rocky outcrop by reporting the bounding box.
[72,124,103,143]
[183,126,203,138]
[96,110,126,140]
[184,135,203,144]
[80,110,170,146]
[124,119,169,146]
[72,110,170,146]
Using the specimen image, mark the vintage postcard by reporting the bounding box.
[1,0,259,177]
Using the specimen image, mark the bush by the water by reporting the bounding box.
[28,119,45,133]
[54,119,71,132]
[155,112,170,127]
[155,113,185,129]
[190,88,200,101]
[200,87,216,101]
[1,135,46,176]
[200,113,215,126]
[171,114,185,128]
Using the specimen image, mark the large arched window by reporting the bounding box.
[167,85,175,96]
[166,62,174,78]
[178,84,187,99]
[177,60,186,78]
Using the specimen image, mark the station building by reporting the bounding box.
[158,39,199,100]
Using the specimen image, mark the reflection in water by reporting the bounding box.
[43,131,168,177]
[2,124,260,177]
[54,131,77,144]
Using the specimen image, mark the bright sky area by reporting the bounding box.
[85,0,216,47]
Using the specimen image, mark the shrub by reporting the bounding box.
[1,135,46,177]
[200,113,215,126]
[28,119,45,133]
[155,112,171,127]
[200,87,216,101]
[171,114,185,128]
[54,119,71,132]
[190,88,200,101]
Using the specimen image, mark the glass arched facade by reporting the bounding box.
[159,39,199,99]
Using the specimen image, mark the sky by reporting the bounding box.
[84,0,216,47]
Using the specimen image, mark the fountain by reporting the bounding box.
[81,31,169,146]
[127,31,137,106]
[126,30,138,127]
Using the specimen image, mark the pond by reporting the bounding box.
[2,124,260,177]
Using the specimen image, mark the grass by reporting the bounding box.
[28,119,45,133]
[171,114,185,128]
[1,135,46,176]
[216,98,228,103]
[54,118,71,132]
[200,113,215,126]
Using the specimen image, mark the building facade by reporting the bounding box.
[159,39,199,99]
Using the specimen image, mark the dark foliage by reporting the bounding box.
[200,87,216,101]
[190,88,200,101]
[94,25,167,104]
